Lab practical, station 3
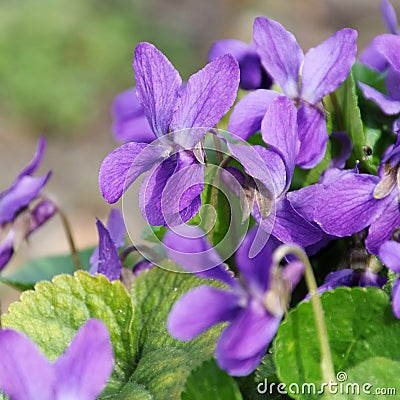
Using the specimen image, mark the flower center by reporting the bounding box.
[263,267,291,317]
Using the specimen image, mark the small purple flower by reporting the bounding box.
[0,319,114,400]
[296,137,400,255]
[229,17,357,168]
[379,240,400,317]
[99,42,239,226]
[111,88,154,144]
[209,39,272,90]
[225,97,325,248]
[89,209,126,281]
[358,33,400,115]
[166,227,304,376]
[359,0,399,72]
[0,138,56,270]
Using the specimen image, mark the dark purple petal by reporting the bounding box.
[261,96,299,188]
[132,259,153,276]
[392,278,400,318]
[295,104,328,168]
[0,173,51,225]
[359,270,387,288]
[317,269,358,294]
[171,54,239,131]
[228,89,280,140]
[281,261,304,290]
[382,0,399,34]
[111,88,155,143]
[216,299,281,375]
[379,240,400,273]
[358,82,400,114]
[373,34,400,71]
[315,173,383,237]
[107,208,126,249]
[18,136,46,178]
[301,28,357,104]
[208,39,249,62]
[163,225,234,284]
[366,191,400,254]
[239,53,264,90]
[0,329,53,400]
[329,131,353,169]
[54,319,114,400]
[235,227,278,294]
[133,42,182,137]
[287,184,321,223]
[386,68,400,100]
[272,198,324,247]
[99,142,168,203]
[0,233,14,271]
[95,219,122,281]
[253,17,303,98]
[167,285,240,340]
[29,200,57,233]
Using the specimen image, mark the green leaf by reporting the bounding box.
[129,268,225,400]
[140,225,167,243]
[274,287,400,400]
[346,357,399,399]
[103,382,153,400]
[1,271,135,395]
[181,359,243,400]
[0,248,94,291]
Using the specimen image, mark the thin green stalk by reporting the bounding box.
[273,245,336,390]
[57,208,82,271]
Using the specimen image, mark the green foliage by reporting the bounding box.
[181,359,243,400]
[1,271,136,395]
[274,287,400,400]
[0,248,93,291]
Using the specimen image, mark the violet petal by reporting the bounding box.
[358,82,400,115]
[379,240,400,273]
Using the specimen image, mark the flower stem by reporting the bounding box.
[273,245,336,390]
[57,208,82,271]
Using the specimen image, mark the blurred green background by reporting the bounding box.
[0,0,394,308]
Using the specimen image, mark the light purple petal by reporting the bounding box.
[261,96,299,189]
[54,319,114,400]
[253,17,303,98]
[163,225,234,284]
[392,278,400,318]
[382,0,399,34]
[167,285,240,340]
[0,330,54,400]
[373,34,400,71]
[111,88,155,143]
[281,261,305,290]
[359,43,389,72]
[358,81,400,114]
[216,299,280,375]
[171,54,239,131]
[366,191,400,254]
[0,173,51,225]
[315,173,383,237]
[386,68,400,100]
[107,209,126,248]
[18,137,47,178]
[95,219,122,281]
[287,184,321,223]
[99,142,168,203]
[295,104,328,168]
[272,197,323,247]
[228,89,280,140]
[209,39,249,61]
[379,240,400,273]
[301,28,357,104]
[133,42,182,137]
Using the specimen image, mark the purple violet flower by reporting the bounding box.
[99,42,239,226]
[225,96,325,248]
[89,209,126,281]
[0,319,114,400]
[358,33,400,115]
[111,87,154,144]
[166,226,304,376]
[293,137,400,255]
[379,240,400,317]
[359,0,399,72]
[209,39,272,90]
[228,17,357,168]
[0,138,56,270]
